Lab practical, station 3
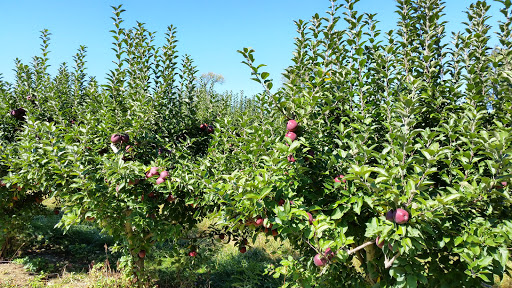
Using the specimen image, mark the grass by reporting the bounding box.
[1,208,510,288]
[0,210,292,287]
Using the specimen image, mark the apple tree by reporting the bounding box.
[204,0,512,287]
[0,6,238,286]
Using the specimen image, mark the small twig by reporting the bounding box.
[9,242,25,261]
[305,239,321,254]
[384,252,401,269]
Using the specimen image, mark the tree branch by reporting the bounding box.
[384,252,401,269]
[347,241,374,255]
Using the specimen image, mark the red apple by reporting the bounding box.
[189,251,197,257]
[120,134,129,143]
[285,131,297,142]
[286,119,298,132]
[166,194,176,202]
[111,134,121,144]
[125,145,133,152]
[271,230,278,237]
[156,178,165,185]
[207,125,214,134]
[502,181,508,187]
[146,167,159,178]
[307,212,314,225]
[138,250,146,258]
[128,179,140,186]
[394,208,409,224]
[148,192,156,198]
[219,233,225,240]
[86,216,95,221]
[10,108,26,120]
[376,237,385,249]
[325,248,335,260]
[287,154,296,162]
[278,199,285,206]
[54,208,60,215]
[159,171,169,179]
[255,217,263,226]
[334,175,346,183]
[386,210,395,222]
[313,253,327,266]
[239,246,247,253]
[200,123,208,131]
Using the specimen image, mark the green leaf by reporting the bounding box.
[406,275,418,288]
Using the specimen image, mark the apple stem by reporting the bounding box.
[346,241,374,255]
[384,252,401,269]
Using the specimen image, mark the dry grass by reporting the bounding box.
[0,262,34,287]
[0,261,128,288]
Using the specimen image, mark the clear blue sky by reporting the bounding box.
[0,1,504,96]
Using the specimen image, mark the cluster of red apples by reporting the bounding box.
[285,120,298,162]
[200,123,214,134]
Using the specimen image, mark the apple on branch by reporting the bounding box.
[286,119,298,132]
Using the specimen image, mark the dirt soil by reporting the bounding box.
[0,262,34,287]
